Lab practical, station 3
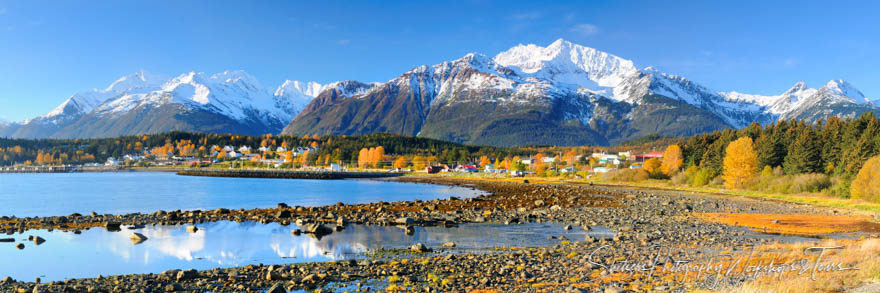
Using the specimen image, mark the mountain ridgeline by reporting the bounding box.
[2,39,877,146]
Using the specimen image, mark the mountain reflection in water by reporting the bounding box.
[0,221,605,282]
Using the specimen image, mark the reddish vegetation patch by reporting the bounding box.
[696,212,880,236]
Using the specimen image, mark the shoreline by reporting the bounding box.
[177,168,403,180]
[2,176,866,292]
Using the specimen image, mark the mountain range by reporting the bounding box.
[2,39,876,146]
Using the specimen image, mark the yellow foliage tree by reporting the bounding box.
[563,149,578,166]
[393,156,409,169]
[357,148,369,168]
[851,156,880,202]
[500,157,511,170]
[660,145,683,175]
[372,146,385,168]
[412,155,427,170]
[643,158,661,175]
[479,156,491,167]
[722,137,758,189]
[533,153,546,174]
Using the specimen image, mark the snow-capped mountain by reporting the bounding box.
[2,39,875,145]
[283,38,876,146]
[0,70,323,139]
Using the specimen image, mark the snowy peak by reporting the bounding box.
[493,38,638,94]
[784,81,808,95]
[820,79,869,104]
[105,70,164,92]
[275,80,325,98]
[40,70,166,122]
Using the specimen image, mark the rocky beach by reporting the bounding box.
[1,176,872,292]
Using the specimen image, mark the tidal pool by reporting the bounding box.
[0,221,612,282]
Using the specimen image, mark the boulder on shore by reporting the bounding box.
[303,224,333,237]
[129,232,148,244]
[410,243,431,253]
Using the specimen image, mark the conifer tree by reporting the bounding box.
[782,127,821,174]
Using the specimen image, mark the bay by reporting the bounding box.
[0,172,482,217]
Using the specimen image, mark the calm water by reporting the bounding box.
[0,172,483,217]
[0,221,609,281]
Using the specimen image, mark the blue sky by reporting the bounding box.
[0,0,878,121]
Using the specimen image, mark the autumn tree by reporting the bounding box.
[393,156,409,169]
[851,155,880,202]
[499,157,511,170]
[479,155,491,167]
[372,146,385,168]
[533,153,546,172]
[412,155,427,170]
[643,158,661,175]
[660,145,683,176]
[722,137,758,189]
[357,148,369,168]
[563,149,578,166]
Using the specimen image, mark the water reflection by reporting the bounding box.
[0,221,606,282]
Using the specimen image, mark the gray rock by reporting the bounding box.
[410,243,431,253]
[164,283,182,292]
[303,224,332,236]
[186,226,198,233]
[176,269,197,281]
[266,282,286,293]
[129,232,148,244]
[105,222,121,231]
[266,270,281,281]
[32,236,45,245]
[395,217,414,226]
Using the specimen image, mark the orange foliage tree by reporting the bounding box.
[393,156,409,169]
[722,137,758,189]
[660,145,683,176]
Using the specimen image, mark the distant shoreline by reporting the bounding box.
[176,168,403,180]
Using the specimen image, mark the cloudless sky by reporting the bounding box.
[0,0,878,121]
